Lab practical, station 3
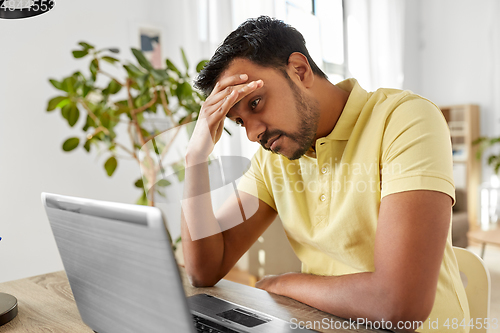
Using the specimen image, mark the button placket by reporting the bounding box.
[313,140,332,228]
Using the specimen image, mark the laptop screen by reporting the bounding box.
[42,192,196,333]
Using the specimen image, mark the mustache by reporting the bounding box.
[259,130,285,148]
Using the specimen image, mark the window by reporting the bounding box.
[285,0,347,83]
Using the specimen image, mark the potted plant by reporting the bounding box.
[46,41,209,250]
[474,137,500,174]
[474,136,500,227]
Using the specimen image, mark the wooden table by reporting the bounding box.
[468,225,500,258]
[0,268,383,333]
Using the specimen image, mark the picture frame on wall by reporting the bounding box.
[139,27,163,69]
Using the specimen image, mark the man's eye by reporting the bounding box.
[235,118,244,127]
[250,98,261,110]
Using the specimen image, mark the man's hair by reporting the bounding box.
[194,16,327,96]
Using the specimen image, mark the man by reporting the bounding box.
[181,16,469,332]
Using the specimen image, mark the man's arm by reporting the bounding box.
[255,190,451,328]
[182,188,277,287]
[181,74,277,287]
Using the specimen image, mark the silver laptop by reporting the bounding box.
[42,192,314,333]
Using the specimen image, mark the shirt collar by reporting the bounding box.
[323,78,369,141]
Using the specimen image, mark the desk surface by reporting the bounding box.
[0,268,382,333]
[468,226,500,246]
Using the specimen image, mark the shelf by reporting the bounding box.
[440,104,481,230]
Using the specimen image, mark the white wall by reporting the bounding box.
[8,0,500,284]
[403,0,500,182]
[403,0,500,137]
[0,0,206,283]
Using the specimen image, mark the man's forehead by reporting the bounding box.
[219,58,271,81]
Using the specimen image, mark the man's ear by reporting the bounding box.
[287,52,314,88]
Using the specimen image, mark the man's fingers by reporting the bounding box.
[205,80,252,107]
[212,73,248,95]
[230,79,263,108]
[213,119,224,143]
[205,85,237,107]
[207,89,238,119]
[199,77,263,146]
[205,78,264,113]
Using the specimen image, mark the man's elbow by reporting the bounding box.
[378,284,435,328]
[187,272,220,288]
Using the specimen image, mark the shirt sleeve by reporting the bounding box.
[380,97,456,205]
[237,148,277,211]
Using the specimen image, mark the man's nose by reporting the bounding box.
[245,118,266,142]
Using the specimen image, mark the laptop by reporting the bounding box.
[42,192,315,333]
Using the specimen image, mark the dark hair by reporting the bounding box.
[194,16,327,96]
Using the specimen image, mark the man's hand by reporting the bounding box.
[181,74,271,288]
[255,274,280,293]
[186,74,263,163]
[251,191,451,331]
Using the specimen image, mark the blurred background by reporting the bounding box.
[1,1,500,322]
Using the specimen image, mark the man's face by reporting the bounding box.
[221,58,320,160]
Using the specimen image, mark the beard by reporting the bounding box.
[260,75,320,160]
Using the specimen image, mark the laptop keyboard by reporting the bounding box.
[192,314,242,333]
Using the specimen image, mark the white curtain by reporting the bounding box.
[345,0,406,91]
[186,0,407,159]
[492,0,500,138]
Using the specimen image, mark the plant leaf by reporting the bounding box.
[181,48,189,71]
[78,41,95,50]
[490,137,500,145]
[47,96,67,111]
[100,112,111,129]
[123,63,145,78]
[151,69,168,82]
[72,50,88,58]
[83,139,92,152]
[82,83,92,97]
[62,76,76,94]
[136,73,150,90]
[487,155,499,165]
[104,156,118,176]
[61,103,79,127]
[82,115,96,131]
[176,81,193,100]
[196,60,208,73]
[62,137,80,152]
[476,148,484,160]
[171,160,185,182]
[68,105,80,127]
[134,179,144,188]
[136,192,148,206]
[114,100,130,115]
[166,59,181,75]
[61,103,70,120]
[132,48,153,71]
[49,79,64,91]
[157,179,171,187]
[90,59,99,79]
[104,79,122,95]
[472,137,486,145]
[102,56,119,64]
[107,48,120,53]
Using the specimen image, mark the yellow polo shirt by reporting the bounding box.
[237,79,469,332]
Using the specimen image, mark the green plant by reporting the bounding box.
[474,136,500,174]
[46,41,208,207]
